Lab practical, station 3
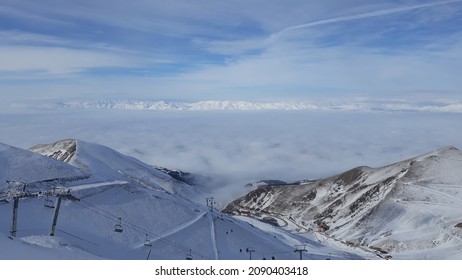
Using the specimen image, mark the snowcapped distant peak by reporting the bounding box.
[47,99,462,113]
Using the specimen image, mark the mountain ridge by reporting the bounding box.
[1,139,366,260]
[28,139,212,203]
[224,146,462,259]
[31,99,462,113]
[0,141,85,189]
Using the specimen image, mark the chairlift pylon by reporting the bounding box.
[144,233,152,247]
[114,217,124,233]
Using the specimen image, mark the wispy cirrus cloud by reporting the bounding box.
[0,46,142,76]
[278,0,462,36]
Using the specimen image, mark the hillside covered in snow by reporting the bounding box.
[1,140,367,260]
[3,138,462,259]
[224,147,462,259]
[29,139,216,203]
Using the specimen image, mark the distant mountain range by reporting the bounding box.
[41,99,462,112]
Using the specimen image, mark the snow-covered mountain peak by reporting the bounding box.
[434,145,461,157]
[28,139,214,202]
[29,139,77,163]
[224,146,462,259]
[2,141,366,260]
[412,146,460,160]
[0,141,84,189]
[45,99,462,113]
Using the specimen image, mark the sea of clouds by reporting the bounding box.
[1,107,462,204]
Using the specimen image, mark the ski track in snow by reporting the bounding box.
[396,200,462,243]
[155,211,207,240]
[208,213,219,260]
[70,180,129,191]
[406,183,462,203]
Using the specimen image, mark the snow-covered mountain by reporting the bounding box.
[54,100,320,111]
[29,139,211,202]
[4,139,462,259]
[46,99,462,112]
[224,146,462,259]
[0,142,85,190]
[28,139,76,163]
[1,140,366,260]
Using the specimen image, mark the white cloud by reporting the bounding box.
[2,109,462,205]
[275,0,462,37]
[175,37,462,100]
[0,46,137,75]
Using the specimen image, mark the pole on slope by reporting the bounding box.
[294,245,308,260]
[49,196,62,236]
[146,248,152,260]
[48,188,79,236]
[206,197,215,212]
[246,247,255,260]
[9,197,19,238]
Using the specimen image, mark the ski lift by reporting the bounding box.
[185,249,193,260]
[144,234,152,247]
[44,195,55,208]
[114,217,124,233]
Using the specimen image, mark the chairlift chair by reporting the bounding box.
[114,217,124,233]
[185,249,193,260]
[44,196,55,208]
[144,234,152,247]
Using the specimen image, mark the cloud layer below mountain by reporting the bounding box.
[2,109,461,195]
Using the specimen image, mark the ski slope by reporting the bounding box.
[0,178,366,259]
[30,139,211,203]
[1,140,367,260]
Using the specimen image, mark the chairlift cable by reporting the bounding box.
[73,200,119,222]
[57,229,100,246]
[77,200,121,220]
[71,198,207,258]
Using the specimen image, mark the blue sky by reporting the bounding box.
[1,0,462,102]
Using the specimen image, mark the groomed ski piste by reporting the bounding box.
[0,140,370,260]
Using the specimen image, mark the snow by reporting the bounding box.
[3,138,462,259]
[0,182,366,260]
[0,234,101,260]
[1,140,368,260]
[0,142,84,190]
[225,147,462,259]
[48,99,462,113]
[30,139,210,203]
